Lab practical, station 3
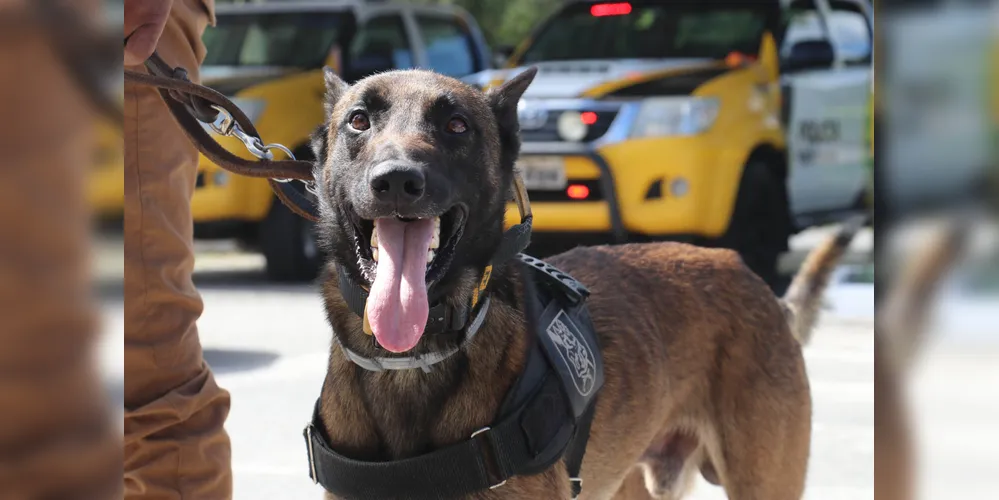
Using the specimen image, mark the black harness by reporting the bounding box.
[303,251,605,499]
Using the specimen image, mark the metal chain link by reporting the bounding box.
[204,105,318,197]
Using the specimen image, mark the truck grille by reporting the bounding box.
[521,109,619,143]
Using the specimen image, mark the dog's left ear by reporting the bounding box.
[486,67,538,134]
[323,66,349,115]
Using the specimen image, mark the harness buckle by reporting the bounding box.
[470,427,507,490]
[305,424,318,484]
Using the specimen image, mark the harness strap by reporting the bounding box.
[564,401,597,499]
[305,374,574,500]
[517,256,601,499]
[309,254,602,498]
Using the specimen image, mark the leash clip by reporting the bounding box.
[204,105,316,195]
[206,105,273,161]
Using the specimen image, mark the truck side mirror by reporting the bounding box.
[783,39,835,72]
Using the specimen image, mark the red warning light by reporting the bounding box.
[566,184,591,200]
[590,2,632,17]
[580,111,598,125]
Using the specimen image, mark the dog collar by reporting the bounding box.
[333,297,490,373]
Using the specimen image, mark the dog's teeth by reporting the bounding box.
[370,231,378,248]
[430,218,441,249]
[427,249,435,264]
[372,247,379,262]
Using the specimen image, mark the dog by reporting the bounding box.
[307,66,863,499]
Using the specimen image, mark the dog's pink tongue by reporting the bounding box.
[367,217,435,352]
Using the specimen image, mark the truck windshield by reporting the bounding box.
[520,2,771,63]
[203,13,351,68]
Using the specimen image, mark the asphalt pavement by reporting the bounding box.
[102,226,889,499]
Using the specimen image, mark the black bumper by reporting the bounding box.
[519,142,627,243]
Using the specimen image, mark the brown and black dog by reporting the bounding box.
[308,67,862,499]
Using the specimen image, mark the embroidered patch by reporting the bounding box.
[546,310,598,397]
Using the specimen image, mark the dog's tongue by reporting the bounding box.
[367,217,435,352]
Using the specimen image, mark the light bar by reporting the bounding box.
[591,2,632,17]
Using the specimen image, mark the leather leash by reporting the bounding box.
[124,52,321,221]
[123,53,536,225]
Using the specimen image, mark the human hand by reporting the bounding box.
[124,0,175,66]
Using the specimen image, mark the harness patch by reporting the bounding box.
[546,310,598,397]
[536,299,604,419]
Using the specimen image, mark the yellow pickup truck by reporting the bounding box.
[473,0,873,288]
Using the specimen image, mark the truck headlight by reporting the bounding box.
[631,97,719,138]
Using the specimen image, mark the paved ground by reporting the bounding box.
[98,223,998,499]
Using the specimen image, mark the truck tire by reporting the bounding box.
[259,196,322,282]
[715,158,791,292]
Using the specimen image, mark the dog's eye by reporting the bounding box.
[349,112,370,131]
[446,117,468,135]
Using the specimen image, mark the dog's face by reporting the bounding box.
[311,68,536,352]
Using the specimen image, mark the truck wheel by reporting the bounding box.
[260,197,322,282]
[716,159,791,292]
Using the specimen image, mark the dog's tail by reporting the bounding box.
[782,214,867,345]
[879,219,968,372]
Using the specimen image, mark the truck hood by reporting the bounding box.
[464,59,715,97]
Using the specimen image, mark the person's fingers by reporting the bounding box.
[123,0,173,66]
[123,23,165,66]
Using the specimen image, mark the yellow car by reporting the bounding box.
[477,0,873,287]
[193,0,492,281]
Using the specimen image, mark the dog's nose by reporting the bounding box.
[369,162,426,204]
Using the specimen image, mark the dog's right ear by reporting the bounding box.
[323,66,349,115]
[486,67,538,134]
[309,123,329,166]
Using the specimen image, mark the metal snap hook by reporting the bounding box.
[207,105,234,136]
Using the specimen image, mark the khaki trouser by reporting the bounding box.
[0,1,119,498]
[123,0,233,499]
